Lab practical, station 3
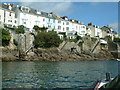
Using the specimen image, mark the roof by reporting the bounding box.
[101,26,111,32]
[51,13,65,21]
[0,3,16,13]
[18,6,56,19]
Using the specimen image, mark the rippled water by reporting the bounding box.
[2,60,119,89]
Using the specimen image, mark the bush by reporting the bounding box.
[91,37,97,42]
[34,31,62,48]
[13,39,18,46]
[14,25,25,34]
[105,36,112,41]
[2,29,11,46]
[113,38,120,42]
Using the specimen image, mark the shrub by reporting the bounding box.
[2,29,11,46]
[14,25,25,34]
[13,39,18,46]
[105,36,112,41]
[113,38,120,42]
[34,31,62,48]
[91,37,97,42]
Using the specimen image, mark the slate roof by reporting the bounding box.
[0,3,16,13]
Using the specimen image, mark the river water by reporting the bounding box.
[2,60,119,89]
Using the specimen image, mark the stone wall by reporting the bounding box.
[9,30,34,52]
[108,41,118,58]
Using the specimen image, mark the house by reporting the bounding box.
[15,5,45,31]
[0,3,17,28]
[61,17,87,37]
[101,26,116,40]
[45,12,56,31]
[87,23,102,38]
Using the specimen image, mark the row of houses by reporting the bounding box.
[0,3,118,40]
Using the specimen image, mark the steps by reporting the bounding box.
[91,40,100,53]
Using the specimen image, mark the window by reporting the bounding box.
[58,20,61,23]
[76,26,78,30]
[66,27,69,31]
[48,25,51,28]
[66,22,69,25]
[43,18,45,22]
[58,26,61,30]
[81,31,85,33]
[15,20,17,23]
[48,14,52,17]
[9,12,11,16]
[53,20,55,23]
[22,19,27,24]
[82,26,85,28]
[8,20,12,22]
[35,21,40,25]
[63,28,64,31]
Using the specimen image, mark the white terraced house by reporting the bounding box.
[0,3,17,27]
[0,3,117,40]
[64,18,87,37]
[87,24,102,38]
[0,6,4,24]
[15,5,48,32]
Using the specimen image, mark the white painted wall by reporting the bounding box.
[0,7,17,27]
[17,12,48,31]
[0,8,4,24]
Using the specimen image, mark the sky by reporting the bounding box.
[0,0,119,34]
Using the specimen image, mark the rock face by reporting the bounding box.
[20,47,114,61]
[1,47,18,61]
[1,46,115,62]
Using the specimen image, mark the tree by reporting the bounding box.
[2,29,11,46]
[14,25,25,34]
[39,26,48,32]
[33,25,40,31]
[113,38,120,42]
[34,31,62,48]
[88,22,92,26]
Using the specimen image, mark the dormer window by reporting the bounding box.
[37,11,41,15]
[21,6,29,12]
[48,14,52,17]
[72,20,74,22]
[65,18,68,20]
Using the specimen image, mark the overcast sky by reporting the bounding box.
[1,0,119,34]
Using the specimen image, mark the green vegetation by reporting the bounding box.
[34,31,62,48]
[33,25,40,31]
[14,25,25,34]
[13,39,18,46]
[33,25,48,32]
[69,36,82,42]
[88,22,92,26]
[113,37,120,42]
[58,32,66,40]
[2,28,11,46]
[68,34,83,46]
[40,27,48,32]
[91,37,97,42]
[105,36,112,41]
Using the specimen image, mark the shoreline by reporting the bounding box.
[1,47,116,62]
